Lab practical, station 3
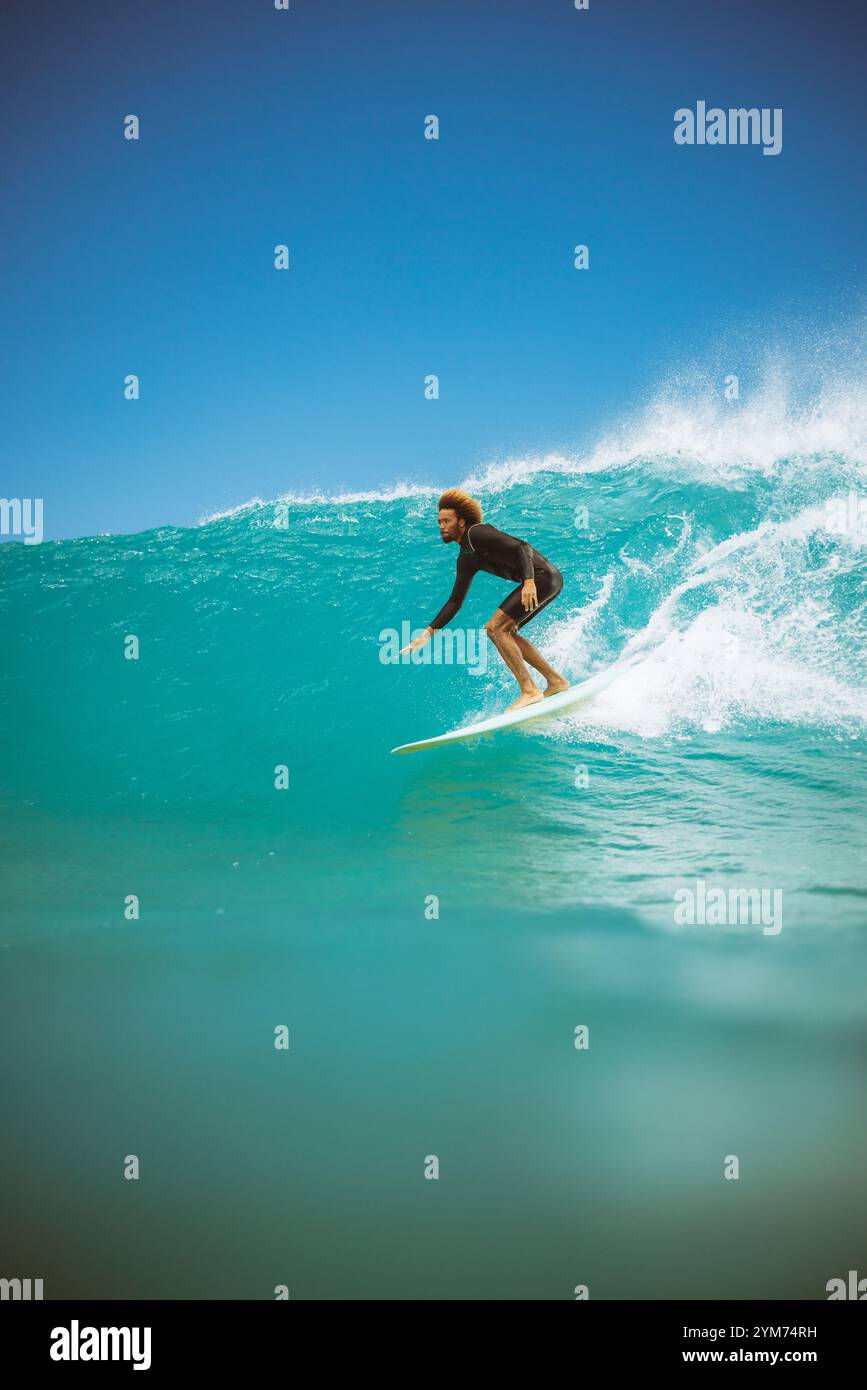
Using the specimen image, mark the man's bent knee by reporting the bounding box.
[486,612,516,639]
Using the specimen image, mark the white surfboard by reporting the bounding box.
[390,656,635,754]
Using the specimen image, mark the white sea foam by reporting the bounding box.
[542,497,867,739]
[570,610,867,739]
[582,353,867,480]
[196,481,438,526]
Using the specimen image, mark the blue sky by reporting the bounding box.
[3,0,866,539]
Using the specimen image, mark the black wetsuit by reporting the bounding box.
[429,523,563,631]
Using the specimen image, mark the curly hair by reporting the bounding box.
[438,488,483,526]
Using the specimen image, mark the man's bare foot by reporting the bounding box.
[507,688,544,712]
[543,677,571,698]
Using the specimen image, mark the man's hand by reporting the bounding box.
[521,579,538,612]
[399,626,433,655]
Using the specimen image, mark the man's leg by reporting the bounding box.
[513,632,570,696]
[485,611,543,710]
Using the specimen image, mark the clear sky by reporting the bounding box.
[3,0,866,539]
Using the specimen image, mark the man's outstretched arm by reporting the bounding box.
[400,556,475,654]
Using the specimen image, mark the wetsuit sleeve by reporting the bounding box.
[471,523,535,580]
[428,553,475,630]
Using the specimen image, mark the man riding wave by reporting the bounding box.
[401,489,569,710]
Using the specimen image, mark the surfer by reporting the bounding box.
[400,489,570,710]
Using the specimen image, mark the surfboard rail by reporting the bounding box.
[390,656,634,754]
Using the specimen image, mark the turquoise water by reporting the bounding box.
[2,386,866,1298]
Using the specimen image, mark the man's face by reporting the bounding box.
[438,508,464,543]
